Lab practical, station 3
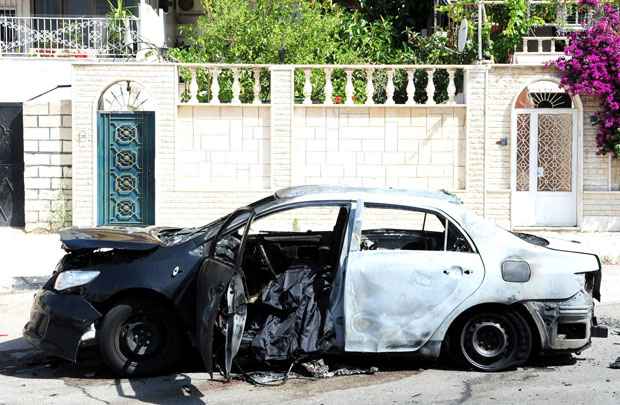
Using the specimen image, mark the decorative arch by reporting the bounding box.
[98,80,152,112]
[512,78,583,111]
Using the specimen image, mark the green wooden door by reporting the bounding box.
[97,112,155,226]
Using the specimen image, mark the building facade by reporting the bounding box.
[1,1,619,232]
[14,62,617,232]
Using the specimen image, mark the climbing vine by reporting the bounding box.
[554,0,620,156]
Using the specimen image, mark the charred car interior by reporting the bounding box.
[23,186,608,380]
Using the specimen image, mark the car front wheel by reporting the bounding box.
[98,299,182,377]
[458,310,532,372]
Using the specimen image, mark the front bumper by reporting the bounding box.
[23,289,101,362]
[524,290,605,353]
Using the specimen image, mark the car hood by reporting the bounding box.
[59,226,184,251]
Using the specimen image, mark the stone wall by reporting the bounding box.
[175,106,271,191]
[23,100,72,231]
[68,63,620,230]
[291,107,466,190]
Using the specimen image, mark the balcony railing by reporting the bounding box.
[513,36,568,65]
[0,16,139,58]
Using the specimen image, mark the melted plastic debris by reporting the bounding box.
[234,357,381,386]
[299,359,331,378]
[241,371,292,385]
[299,358,379,378]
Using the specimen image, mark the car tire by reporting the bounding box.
[456,309,532,372]
[98,299,182,377]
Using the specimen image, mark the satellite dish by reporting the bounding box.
[457,18,468,53]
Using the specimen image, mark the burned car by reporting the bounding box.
[24,186,607,376]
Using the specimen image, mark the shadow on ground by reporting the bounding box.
[0,337,207,404]
[0,337,581,404]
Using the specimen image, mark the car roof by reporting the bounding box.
[274,185,463,207]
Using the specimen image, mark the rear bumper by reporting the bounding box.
[23,289,101,362]
[524,290,604,353]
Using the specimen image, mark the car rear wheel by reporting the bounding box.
[98,299,182,377]
[457,310,532,372]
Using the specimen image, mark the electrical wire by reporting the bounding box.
[232,355,317,386]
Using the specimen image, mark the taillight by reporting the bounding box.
[583,270,602,301]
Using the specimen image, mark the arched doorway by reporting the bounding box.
[97,80,155,226]
[511,80,581,227]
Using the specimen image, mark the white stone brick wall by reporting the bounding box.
[175,106,271,191]
[270,67,294,189]
[583,192,620,231]
[291,107,466,190]
[68,63,620,230]
[582,96,620,192]
[462,66,486,216]
[23,100,72,231]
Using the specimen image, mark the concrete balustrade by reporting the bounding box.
[521,37,569,54]
[294,65,466,106]
[176,64,468,107]
[178,63,270,105]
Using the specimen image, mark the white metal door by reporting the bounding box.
[513,110,577,227]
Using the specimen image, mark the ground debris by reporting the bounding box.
[299,358,379,379]
[610,357,620,370]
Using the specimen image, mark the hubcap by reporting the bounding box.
[471,321,508,358]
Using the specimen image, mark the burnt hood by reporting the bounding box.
[59,226,178,251]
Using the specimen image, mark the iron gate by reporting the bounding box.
[0,103,24,227]
[97,112,155,226]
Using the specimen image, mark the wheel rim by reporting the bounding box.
[460,313,517,371]
[471,322,508,358]
[119,315,165,360]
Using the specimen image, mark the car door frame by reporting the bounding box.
[196,206,255,378]
[196,199,357,374]
[343,200,485,353]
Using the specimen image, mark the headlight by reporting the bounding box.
[573,273,586,289]
[54,270,100,291]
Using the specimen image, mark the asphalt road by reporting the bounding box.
[1,290,619,405]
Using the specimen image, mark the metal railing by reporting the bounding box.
[0,16,139,58]
[475,1,592,31]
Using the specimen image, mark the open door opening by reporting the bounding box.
[196,203,351,379]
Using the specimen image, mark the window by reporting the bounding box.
[248,205,343,235]
[0,7,15,44]
[33,0,138,16]
[361,204,473,253]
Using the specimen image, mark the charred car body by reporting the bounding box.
[24,186,608,376]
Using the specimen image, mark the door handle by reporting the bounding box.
[442,266,473,276]
[443,266,467,276]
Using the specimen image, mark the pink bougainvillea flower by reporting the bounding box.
[554,0,620,156]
